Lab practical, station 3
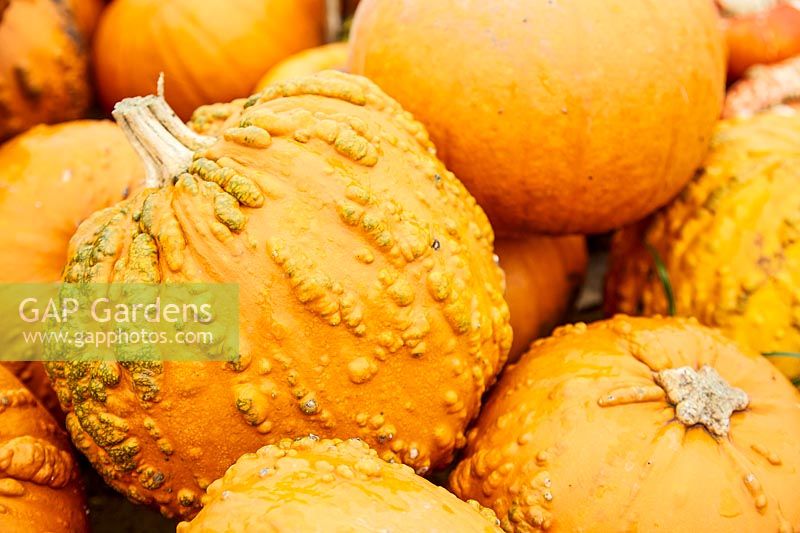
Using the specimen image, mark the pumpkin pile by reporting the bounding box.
[1,1,799,532]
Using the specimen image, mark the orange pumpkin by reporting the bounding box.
[717,0,800,80]
[723,54,800,118]
[254,42,349,91]
[177,437,502,532]
[0,365,88,532]
[451,316,800,532]
[48,71,511,518]
[0,120,144,414]
[0,0,90,141]
[93,0,327,120]
[348,0,726,235]
[496,235,587,362]
[66,0,104,37]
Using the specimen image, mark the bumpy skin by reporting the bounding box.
[178,437,502,532]
[451,316,800,532]
[0,366,88,532]
[93,0,326,120]
[724,55,800,118]
[717,0,800,80]
[255,42,350,92]
[48,71,511,518]
[496,236,586,362]
[348,0,726,235]
[0,120,143,415]
[0,0,90,141]
[605,111,800,380]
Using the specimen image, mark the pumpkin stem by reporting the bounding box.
[654,365,748,438]
[326,0,342,42]
[112,90,215,188]
[716,0,778,16]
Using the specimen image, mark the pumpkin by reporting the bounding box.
[66,0,104,37]
[0,120,144,414]
[605,110,800,381]
[724,54,800,118]
[451,316,800,532]
[0,365,88,532]
[496,235,586,362]
[177,436,502,532]
[93,0,327,121]
[0,0,90,141]
[47,71,511,518]
[348,0,726,235]
[254,42,349,92]
[717,0,800,81]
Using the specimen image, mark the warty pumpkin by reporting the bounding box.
[177,436,502,532]
[254,42,350,92]
[0,0,90,141]
[717,0,800,80]
[0,365,88,532]
[47,71,511,518]
[451,315,800,532]
[348,0,726,235]
[605,110,800,381]
[724,54,800,118]
[0,120,144,415]
[93,0,327,121]
[496,235,586,363]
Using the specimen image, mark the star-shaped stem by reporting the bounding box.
[654,365,749,438]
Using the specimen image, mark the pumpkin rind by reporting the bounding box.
[48,71,511,518]
[254,42,350,91]
[605,111,800,380]
[496,235,587,362]
[0,366,87,532]
[0,120,144,414]
[0,0,90,141]
[348,0,726,234]
[451,315,800,532]
[177,436,502,532]
[93,0,327,120]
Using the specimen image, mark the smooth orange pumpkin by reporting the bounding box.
[0,120,144,414]
[452,316,800,532]
[348,0,726,235]
[178,437,502,532]
[496,235,586,362]
[93,0,327,120]
[0,0,90,141]
[717,0,800,80]
[48,71,511,518]
[724,54,800,118]
[254,42,349,91]
[0,365,88,532]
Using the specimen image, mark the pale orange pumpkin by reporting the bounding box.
[178,437,502,532]
[348,0,726,235]
[496,235,586,362]
[93,0,327,120]
[0,0,90,141]
[48,71,510,518]
[452,316,800,532]
[0,120,144,415]
[254,42,349,91]
[0,365,88,532]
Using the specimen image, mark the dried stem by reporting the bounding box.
[326,0,343,42]
[112,90,215,188]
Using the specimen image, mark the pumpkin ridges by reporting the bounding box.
[451,316,800,532]
[50,71,510,518]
